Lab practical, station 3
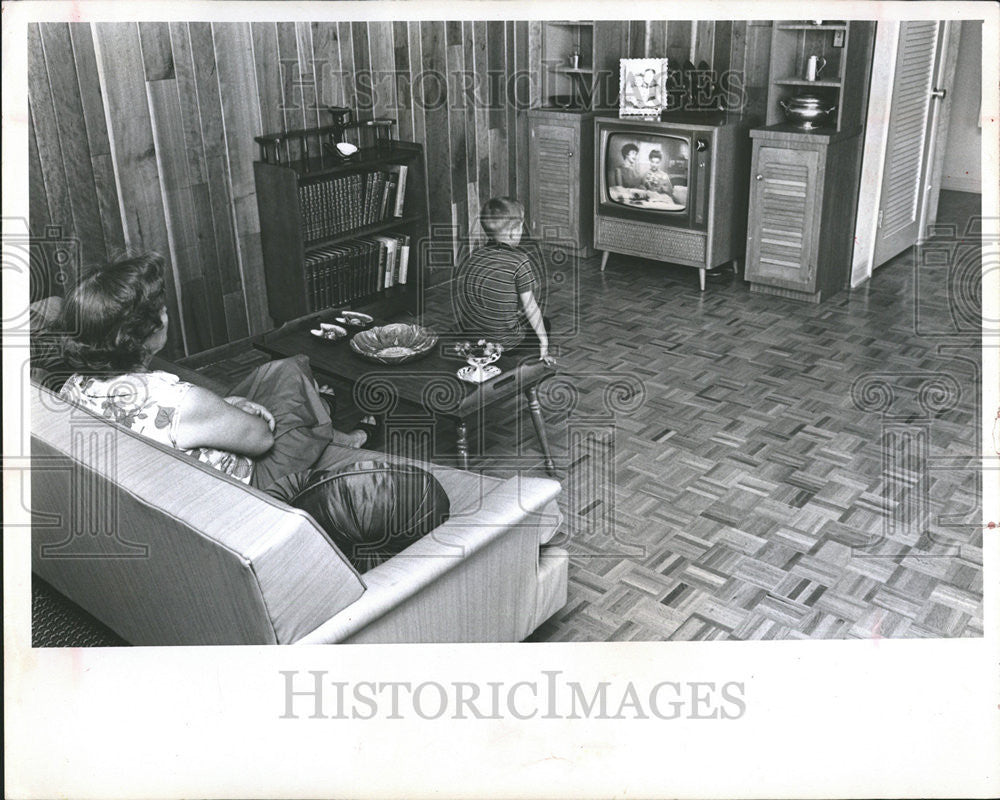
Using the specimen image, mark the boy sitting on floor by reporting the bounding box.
[453,197,556,366]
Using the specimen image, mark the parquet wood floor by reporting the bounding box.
[195,191,985,642]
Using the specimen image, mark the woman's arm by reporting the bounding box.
[174,385,274,455]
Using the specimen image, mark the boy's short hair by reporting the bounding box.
[648,149,662,161]
[621,143,639,159]
[479,196,525,241]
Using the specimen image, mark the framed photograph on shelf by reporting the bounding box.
[619,58,669,117]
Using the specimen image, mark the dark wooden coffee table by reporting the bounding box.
[253,312,558,476]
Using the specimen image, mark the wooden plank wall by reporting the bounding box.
[28,19,770,359]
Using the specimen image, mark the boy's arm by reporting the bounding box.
[519,289,556,365]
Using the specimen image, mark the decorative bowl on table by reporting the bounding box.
[454,339,503,384]
[349,323,438,364]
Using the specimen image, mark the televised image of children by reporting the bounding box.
[606,137,686,211]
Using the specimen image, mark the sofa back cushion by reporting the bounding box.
[30,384,366,645]
[289,461,450,572]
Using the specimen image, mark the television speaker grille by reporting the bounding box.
[595,217,706,266]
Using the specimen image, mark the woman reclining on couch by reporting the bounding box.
[57,251,372,497]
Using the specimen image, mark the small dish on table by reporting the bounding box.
[334,311,374,329]
[310,322,349,341]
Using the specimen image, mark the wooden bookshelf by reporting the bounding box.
[253,140,429,325]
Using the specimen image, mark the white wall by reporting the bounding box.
[941,20,982,193]
[851,21,899,287]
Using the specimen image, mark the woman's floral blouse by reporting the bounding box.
[60,371,254,483]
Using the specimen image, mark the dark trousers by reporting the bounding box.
[227,355,335,492]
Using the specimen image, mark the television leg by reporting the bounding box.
[732,258,740,276]
[699,268,706,292]
[600,251,610,272]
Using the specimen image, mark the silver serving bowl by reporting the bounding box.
[349,323,438,364]
[779,95,837,129]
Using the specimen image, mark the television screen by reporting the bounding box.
[604,132,689,212]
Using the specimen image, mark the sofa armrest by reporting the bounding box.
[294,476,563,643]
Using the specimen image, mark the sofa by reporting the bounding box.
[29,350,568,646]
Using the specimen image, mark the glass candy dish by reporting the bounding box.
[349,323,438,364]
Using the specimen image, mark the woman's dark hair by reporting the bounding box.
[59,252,168,375]
[621,143,639,159]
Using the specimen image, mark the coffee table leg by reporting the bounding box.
[526,385,556,477]
[455,419,470,471]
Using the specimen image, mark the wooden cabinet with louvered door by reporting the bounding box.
[745,127,865,303]
[744,20,876,303]
[527,109,595,258]
[746,142,822,291]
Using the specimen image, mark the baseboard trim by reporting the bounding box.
[940,176,982,194]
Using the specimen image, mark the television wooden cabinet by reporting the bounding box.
[593,112,754,291]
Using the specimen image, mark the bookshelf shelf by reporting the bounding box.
[302,213,424,253]
[254,137,429,324]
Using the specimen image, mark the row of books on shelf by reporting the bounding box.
[304,234,411,311]
[298,164,408,242]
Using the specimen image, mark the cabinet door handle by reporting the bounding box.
[568,151,574,157]
[755,174,763,181]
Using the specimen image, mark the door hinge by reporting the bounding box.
[877,209,884,228]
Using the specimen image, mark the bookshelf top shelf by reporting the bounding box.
[258,142,423,180]
[546,20,594,27]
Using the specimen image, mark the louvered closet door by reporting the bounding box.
[529,123,578,243]
[746,144,822,290]
[872,21,943,268]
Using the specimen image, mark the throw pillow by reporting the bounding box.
[289,460,450,572]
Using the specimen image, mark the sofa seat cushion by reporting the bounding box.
[288,461,450,572]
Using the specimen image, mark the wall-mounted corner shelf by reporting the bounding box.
[776,23,848,31]
[773,78,843,88]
